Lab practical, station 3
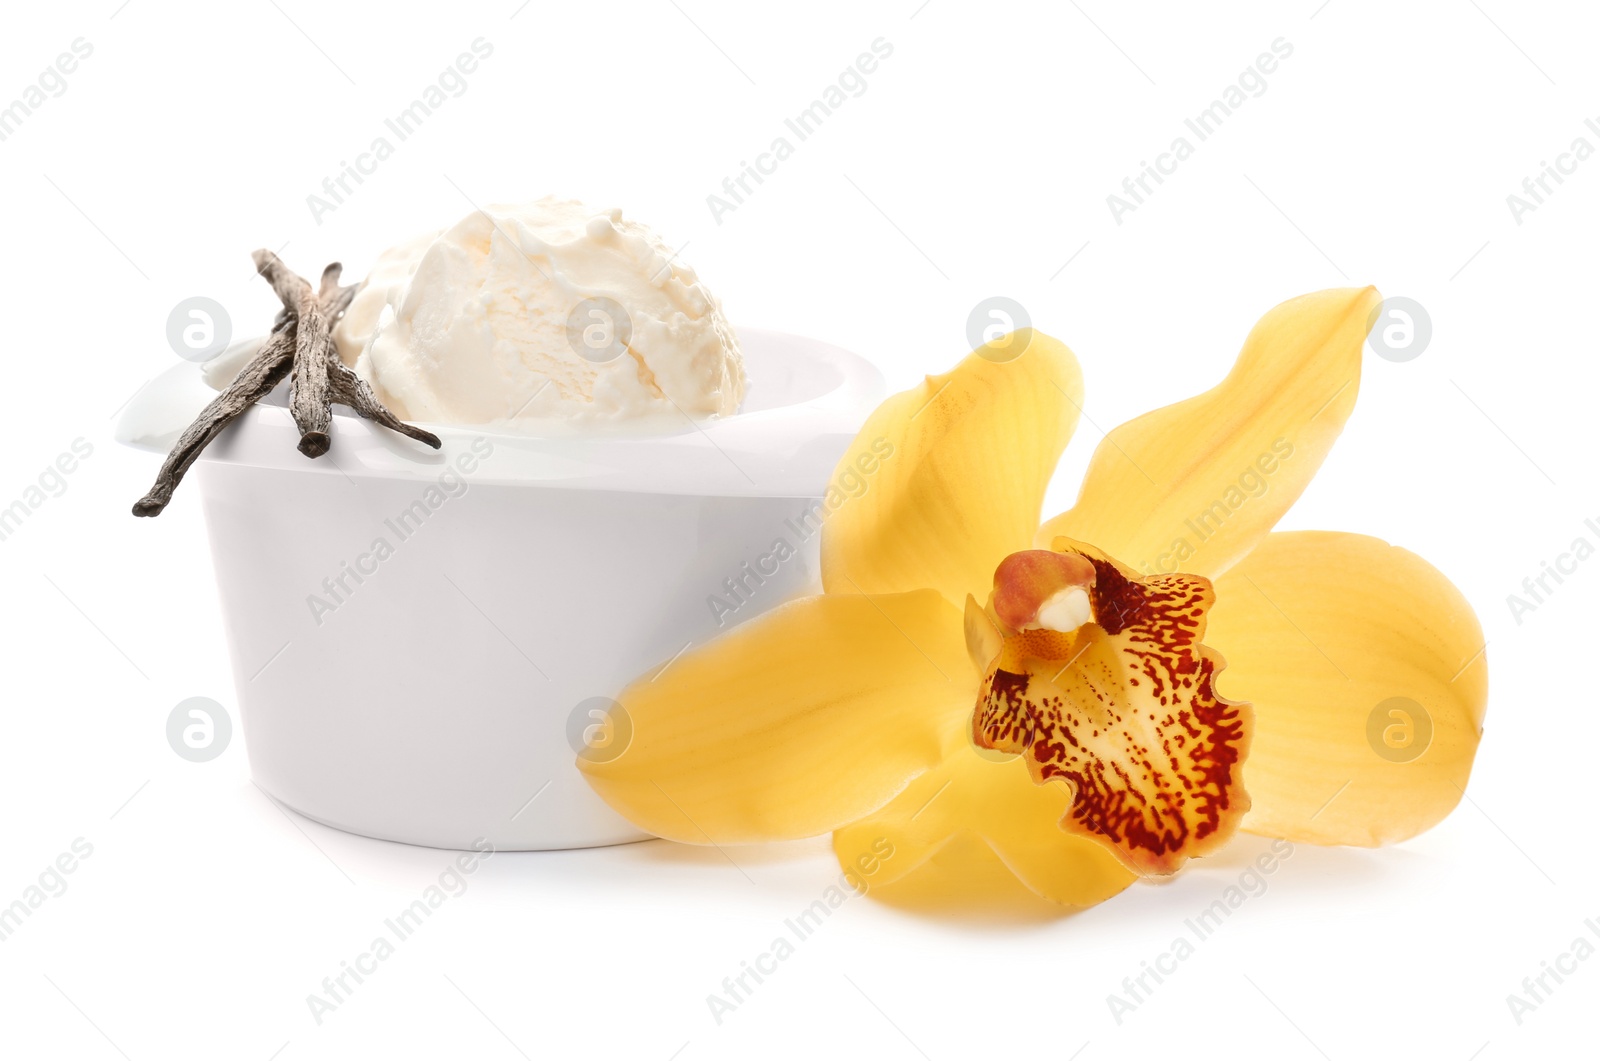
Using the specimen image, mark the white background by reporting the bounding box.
[1,1,1593,1058]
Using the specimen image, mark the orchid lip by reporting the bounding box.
[974,539,1253,876]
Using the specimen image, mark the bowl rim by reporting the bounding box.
[118,327,886,498]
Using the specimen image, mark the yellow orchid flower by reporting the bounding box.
[579,288,1489,907]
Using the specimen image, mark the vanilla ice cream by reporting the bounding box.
[332,197,745,426]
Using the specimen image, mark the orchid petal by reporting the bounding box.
[1206,531,1487,845]
[824,330,1084,608]
[833,742,1136,907]
[1038,288,1381,579]
[578,591,969,843]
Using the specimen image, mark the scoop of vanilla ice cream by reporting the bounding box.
[332,198,745,425]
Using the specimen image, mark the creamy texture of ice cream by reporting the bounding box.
[332,197,745,426]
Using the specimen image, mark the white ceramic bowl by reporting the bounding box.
[119,330,883,849]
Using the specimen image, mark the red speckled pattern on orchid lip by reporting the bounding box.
[972,537,1253,876]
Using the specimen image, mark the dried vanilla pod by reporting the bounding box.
[133,251,442,517]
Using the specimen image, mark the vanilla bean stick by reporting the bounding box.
[319,262,356,317]
[132,250,441,517]
[253,250,333,457]
[290,298,334,457]
[329,364,443,449]
[131,328,295,517]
